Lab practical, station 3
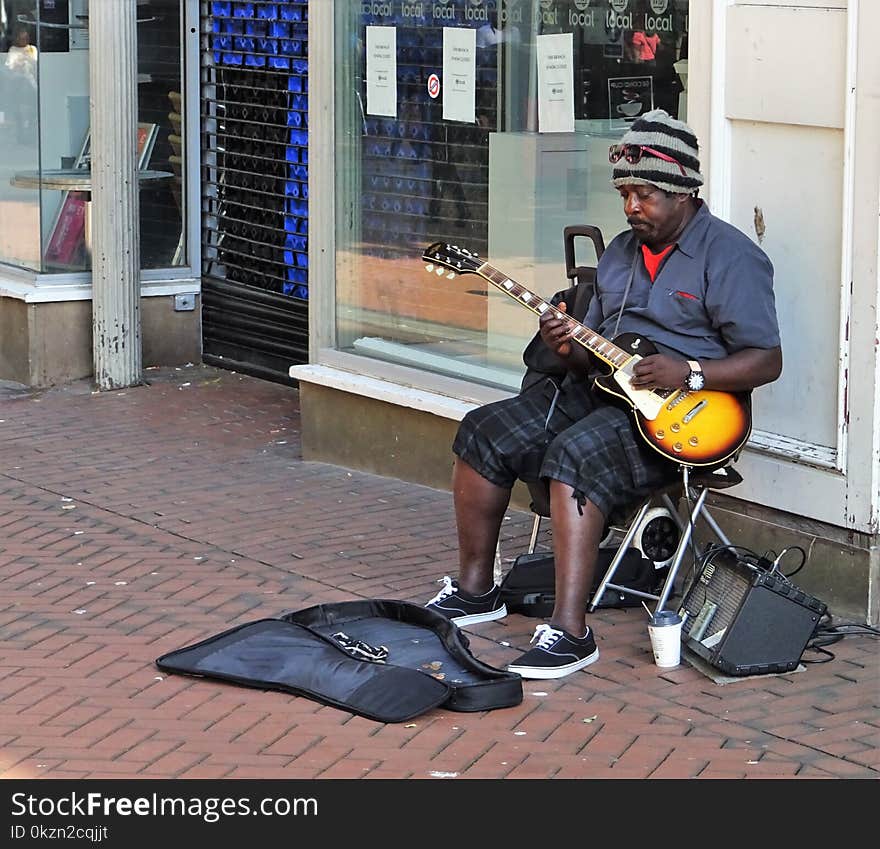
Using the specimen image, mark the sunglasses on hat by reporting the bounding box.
[609,143,687,177]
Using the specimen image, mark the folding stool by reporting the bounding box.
[523,463,742,614]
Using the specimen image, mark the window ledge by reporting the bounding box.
[0,271,201,303]
[289,363,484,421]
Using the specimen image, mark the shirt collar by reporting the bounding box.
[674,199,710,259]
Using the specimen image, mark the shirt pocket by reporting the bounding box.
[655,287,708,333]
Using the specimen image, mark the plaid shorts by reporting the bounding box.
[452,377,677,517]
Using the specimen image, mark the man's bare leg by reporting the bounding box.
[547,478,605,637]
[452,457,510,595]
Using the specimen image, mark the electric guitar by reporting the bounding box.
[422,241,751,467]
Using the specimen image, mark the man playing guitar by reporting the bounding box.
[425,109,782,679]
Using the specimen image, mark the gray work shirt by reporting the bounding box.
[584,201,780,361]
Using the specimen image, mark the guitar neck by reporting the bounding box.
[480,262,632,371]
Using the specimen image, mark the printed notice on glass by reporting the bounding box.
[442,27,476,124]
[366,26,397,117]
[536,32,574,133]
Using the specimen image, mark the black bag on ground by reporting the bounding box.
[500,549,663,617]
[156,599,522,723]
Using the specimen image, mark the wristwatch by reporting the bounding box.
[685,360,705,391]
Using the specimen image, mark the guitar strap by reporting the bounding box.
[611,250,640,339]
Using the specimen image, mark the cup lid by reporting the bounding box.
[650,610,681,626]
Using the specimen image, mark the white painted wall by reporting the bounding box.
[690,0,879,532]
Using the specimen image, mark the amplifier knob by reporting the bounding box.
[673,442,683,453]
[688,436,698,446]
[655,430,665,439]
[670,422,681,433]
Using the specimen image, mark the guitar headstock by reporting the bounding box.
[422,242,482,279]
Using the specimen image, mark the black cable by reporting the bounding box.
[692,542,810,583]
[769,545,807,578]
[695,542,764,568]
[801,614,879,663]
[801,644,837,664]
[814,621,880,638]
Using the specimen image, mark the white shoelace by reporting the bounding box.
[427,575,456,605]
[530,624,564,649]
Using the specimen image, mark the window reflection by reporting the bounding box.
[0,1,41,269]
[0,0,185,274]
[335,0,689,391]
[137,0,186,268]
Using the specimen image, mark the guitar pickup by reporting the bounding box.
[682,399,708,423]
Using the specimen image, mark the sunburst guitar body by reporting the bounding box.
[592,333,750,465]
[422,241,751,467]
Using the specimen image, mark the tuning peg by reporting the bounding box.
[435,267,445,276]
[425,263,434,272]
[446,272,455,279]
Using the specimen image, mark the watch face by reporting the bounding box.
[687,371,705,391]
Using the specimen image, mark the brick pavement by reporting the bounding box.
[0,365,877,779]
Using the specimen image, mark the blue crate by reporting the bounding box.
[280,4,303,21]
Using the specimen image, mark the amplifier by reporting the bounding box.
[679,550,827,676]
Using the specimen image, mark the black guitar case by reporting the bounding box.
[155,599,522,724]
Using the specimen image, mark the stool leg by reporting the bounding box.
[654,486,710,611]
[588,500,651,612]
[692,501,733,548]
[527,514,543,555]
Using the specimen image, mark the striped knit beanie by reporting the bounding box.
[611,109,703,195]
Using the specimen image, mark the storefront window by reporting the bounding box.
[335,0,689,390]
[0,1,42,270]
[0,0,186,274]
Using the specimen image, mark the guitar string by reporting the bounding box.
[429,245,671,399]
[480,262,663,386]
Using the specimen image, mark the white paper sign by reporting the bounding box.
[536,32,574,133]
[442,27,476,124]
[366,26,397,118]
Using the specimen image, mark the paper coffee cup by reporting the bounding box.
[648,610,682,668]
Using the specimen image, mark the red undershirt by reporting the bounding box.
[641,243,675,282]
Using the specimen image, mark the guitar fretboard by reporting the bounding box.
[481,263,634,370]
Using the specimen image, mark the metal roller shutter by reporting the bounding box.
[200,0,309,384]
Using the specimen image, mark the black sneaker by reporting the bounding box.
[425,576,507,626]
[507,624,599,679]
